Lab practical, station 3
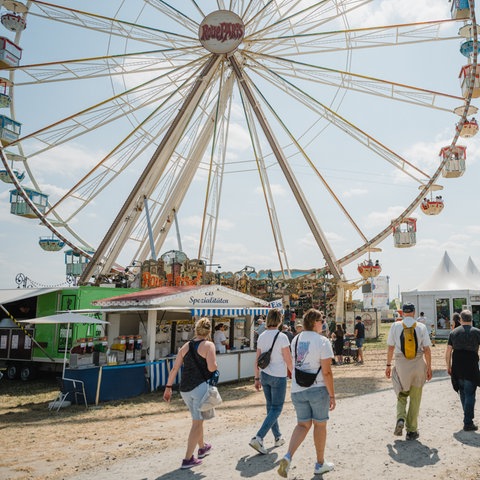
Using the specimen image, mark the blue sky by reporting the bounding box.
[0,0,479,301]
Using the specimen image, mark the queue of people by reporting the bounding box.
[163,304,480,476]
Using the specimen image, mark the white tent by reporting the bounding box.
[412,251,480,291]
[403,251,480,336]
[465,256,480,288]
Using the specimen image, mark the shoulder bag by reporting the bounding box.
[294,333,322,387]
[257,331,280,369]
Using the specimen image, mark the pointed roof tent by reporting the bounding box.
[92,285,271,316]
[412,251,480,291]
[465,256,480,287]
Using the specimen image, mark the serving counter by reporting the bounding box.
[64,349,256,404]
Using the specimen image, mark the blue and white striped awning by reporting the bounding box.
[191,307,271,317]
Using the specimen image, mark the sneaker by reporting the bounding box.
[394,419,405,436]
[275,436,286,447]
[463,423,478,431]
[180,456,202,469]
[198,443,212,458]
[406,431,419,441]
[277,457,291,478]
[314,461,335,475]
[249,437,267,455]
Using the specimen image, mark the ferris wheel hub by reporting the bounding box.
[199,10,244,54]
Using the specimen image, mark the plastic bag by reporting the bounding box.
[199,385,223,411]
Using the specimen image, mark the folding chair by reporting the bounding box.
[62,377,88,408]
[49,377,88,411]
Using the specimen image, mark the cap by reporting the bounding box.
[402,303,415,313]
[355,315,362,320]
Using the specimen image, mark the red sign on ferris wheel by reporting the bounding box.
[199,10,244,54]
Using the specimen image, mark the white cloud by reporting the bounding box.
[366,206,406,228]
[351,0,450,27]
[343,188,368,198]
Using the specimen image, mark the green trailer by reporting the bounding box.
[0,286,138,380]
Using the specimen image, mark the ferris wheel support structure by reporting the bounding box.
[229,54,343,281]
[79,53,222,284]
[132,72,236,265]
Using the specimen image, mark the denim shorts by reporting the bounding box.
[180,381,208,421]
[291,386,330,423]
[355,338,365,348]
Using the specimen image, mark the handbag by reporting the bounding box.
[198,385,223,411]
[294,333,321,388]
[257,331,280,369]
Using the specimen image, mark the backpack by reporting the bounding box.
[400,322,418,359]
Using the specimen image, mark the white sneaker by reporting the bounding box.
[274,436,285,447]
[277,457,290,478]
[314,461,335,475]
[249,437,267,455]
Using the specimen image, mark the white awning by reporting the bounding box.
[0,288,61,306]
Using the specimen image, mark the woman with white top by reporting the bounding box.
[278,308,336,477]
[213,323,228,353]
[249,308,293,455]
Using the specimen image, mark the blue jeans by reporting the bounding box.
[458,378,477,427]
[256,372,287,439]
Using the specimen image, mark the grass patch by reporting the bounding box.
[365,322,448,350]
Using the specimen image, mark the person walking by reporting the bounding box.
[445,309,480,431]
[385,303,432,441]
[354,315,365,364]
[332,323,345,365]
[417,311,436,346]
[163,317,218,469]
[278,308,336,477]
[250,308,293,455]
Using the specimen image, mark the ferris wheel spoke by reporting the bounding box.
[47,61,218,220]
[248,0,373,45]
[248,53,462,112]
[244,57,432,183]
[249,19,459,56]
[143,0,202,36]
[11,48,203,85]
[239,88,291,276]
[12,55,209,154]
[239,65,370,246]
[28,0,197,48]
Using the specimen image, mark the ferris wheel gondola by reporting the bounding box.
[0,1,477,302]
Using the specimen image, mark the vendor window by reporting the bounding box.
[436,298,450,329]
[452,297,467,313]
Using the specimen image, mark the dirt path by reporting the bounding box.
[1,344,479,480]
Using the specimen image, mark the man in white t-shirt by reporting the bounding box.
[417,312,436,346]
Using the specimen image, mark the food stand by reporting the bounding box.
[67,285,271,403]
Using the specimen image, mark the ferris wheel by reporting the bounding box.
[0,0,478,293]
